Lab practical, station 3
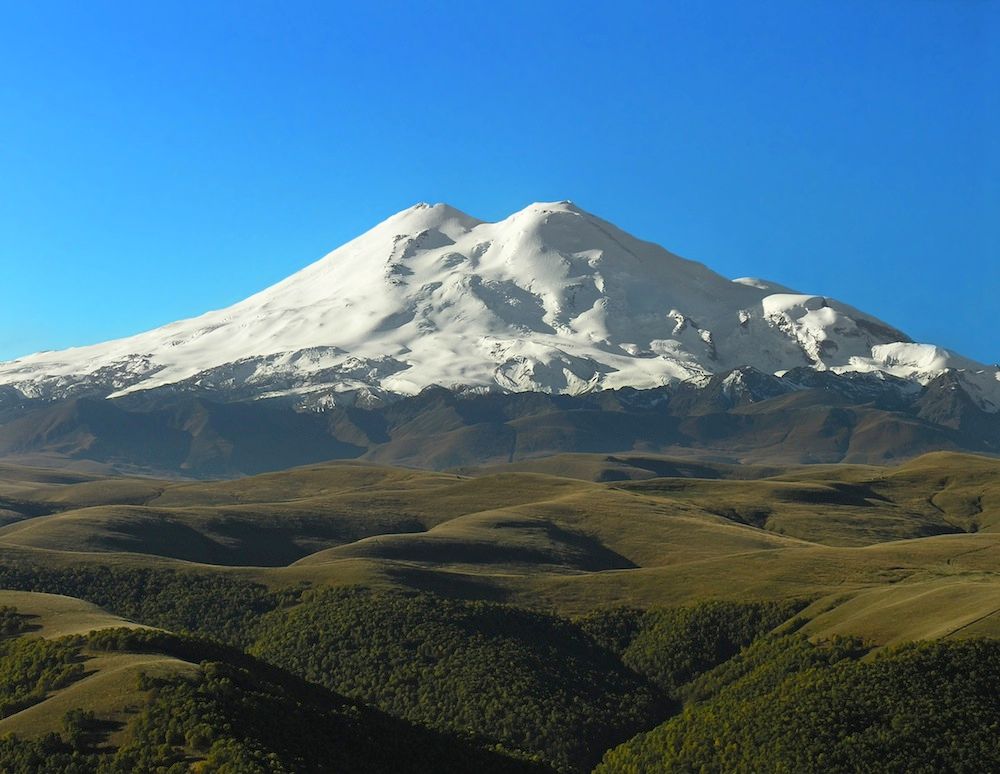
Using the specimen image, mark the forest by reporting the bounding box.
[0,564,997,772]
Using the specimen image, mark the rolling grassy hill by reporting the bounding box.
[0,451,999,770]
[0,452,998,629]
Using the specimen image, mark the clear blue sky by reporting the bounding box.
[1,1,997,363]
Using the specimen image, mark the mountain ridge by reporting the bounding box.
[0,367,996,477]
[3,201,997,411]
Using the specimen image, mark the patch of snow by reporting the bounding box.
[732,277,799,293]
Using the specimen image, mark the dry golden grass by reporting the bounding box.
[0,590,142,638]
[0,653,196,743]
[0,590,196,743]
[0,451,998,647]
[800,575,1000,644]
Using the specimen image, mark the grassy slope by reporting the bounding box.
[0,653,197,744]
[0,590,143,639]
[0,590,194,744]
[0,452,998,647]
[0,467,804,570]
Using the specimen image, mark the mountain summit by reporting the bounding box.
[3,201,998,409]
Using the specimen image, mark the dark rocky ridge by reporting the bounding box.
[0,368,995,477]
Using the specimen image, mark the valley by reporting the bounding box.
[0,452,997,770]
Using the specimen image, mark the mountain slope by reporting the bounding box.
[0,368,996,476]
[3,201,997,410]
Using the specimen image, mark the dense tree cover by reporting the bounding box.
[678,628,866,705]
[0,564,293,645]
[0,627,545,773]
[111,656,542,773]
[62,708,99,752]
[88,626,259,666]
[597,634,1000,773]
[0,632,83,718]
[0,734,97,774]
[0,605,27,637]
[250,587,667,772]
[576,599,806,698]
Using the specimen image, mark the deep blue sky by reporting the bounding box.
[2,1,997,363]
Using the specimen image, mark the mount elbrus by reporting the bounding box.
[1,202,998,476]
[3,201,998,410]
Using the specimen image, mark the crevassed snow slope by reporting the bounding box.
[2,201,997,409]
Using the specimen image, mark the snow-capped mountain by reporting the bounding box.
[2,201,998,410]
